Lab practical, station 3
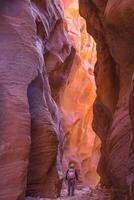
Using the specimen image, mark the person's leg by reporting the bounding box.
[69,181,72,196]
[72,180,75,196]
[68,180,71,196]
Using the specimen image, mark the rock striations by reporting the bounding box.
[61,0,100,186]
[2,0,131,199]
[0,0,73,200]
[79,0,134,199]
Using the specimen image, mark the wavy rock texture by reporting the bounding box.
[0,1,38,200]
[32,0,100,188]
[0,0,73,199]
[32,6,75,194]
[27,0,75,198]
[79,0,134,199]
[60,0,100,186]
[27,0,72,197]
[32,0,75,103]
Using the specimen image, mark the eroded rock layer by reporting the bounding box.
[79,0,134,199]
[0,1,38,199]
[32,0,75,103]
[61,0,100,186]
[0,0,73,199]
[26,0,74,198]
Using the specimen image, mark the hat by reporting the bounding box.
[69,162,75,168]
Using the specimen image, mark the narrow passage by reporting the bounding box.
[26,184,114,200]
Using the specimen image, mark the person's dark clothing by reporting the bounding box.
[65,168,78,181]
[66,168,78,196]
[68,179,75,196]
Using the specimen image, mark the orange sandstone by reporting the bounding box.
[60,0,100,186]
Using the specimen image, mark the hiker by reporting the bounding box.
[66,162,78,196]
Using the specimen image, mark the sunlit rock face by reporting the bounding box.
[0,0,73,199]
[60,0,100,186]
[32,0,75,103]
[79,0,134,199]
[27,0,75,198]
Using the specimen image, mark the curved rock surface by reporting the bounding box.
[32,0,100,188]
[79,0,134,199]
[26,0,74,198]
[32,0,75,103]
[60,0,100,186]
[0,1,38,199]
[0,0,73,199]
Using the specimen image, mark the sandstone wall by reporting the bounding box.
[0,1,39,199]
[61,0,100,186]
[26,0,74,198]
[32,0,75,103]
[79,0,134,199]
[32,0,100,188]
[0,0,73,199]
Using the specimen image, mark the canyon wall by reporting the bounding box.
[0,0,73,199]
[61,0,100,186]
[79,0,134,199]
[27,0,74,198]
[0,1,38,199]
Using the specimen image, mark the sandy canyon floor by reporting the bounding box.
[26,184,113,200]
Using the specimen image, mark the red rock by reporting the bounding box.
[0,1,39,200]
[79,0,134,199]
[0,0,73,199]
[60,0,100,186]
[26,0,74,198]
[32,0,75,103]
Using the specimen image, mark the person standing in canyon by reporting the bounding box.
[65,162,79,196]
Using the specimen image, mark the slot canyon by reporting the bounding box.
[0,0,134,200]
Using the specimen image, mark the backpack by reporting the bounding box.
[67,168,76,180]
